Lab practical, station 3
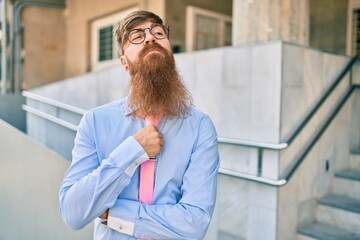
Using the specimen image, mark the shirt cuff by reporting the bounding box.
[109,136,146,172]
[107,215,135,236]
[107,199,140,236]
[124,153,149,176]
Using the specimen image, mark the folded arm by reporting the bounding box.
[59,112,147,230]
[107,116,220,239]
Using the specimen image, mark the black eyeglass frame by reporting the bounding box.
[121,24,170,54]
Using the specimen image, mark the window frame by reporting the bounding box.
[347,1,360,55]
[91,7,137,71]
[186,6,232,52]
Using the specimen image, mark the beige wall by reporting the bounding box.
[309,0,348,55]
[22,6,66,89]
[232,0,309,46]
[64,0,139,77]
[20,0,170,88]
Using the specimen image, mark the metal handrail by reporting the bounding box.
[22,91,87,115]
[218,56,358,151]
[217,137,288,150]
[280,85,359,182]
[22,105,78,131]
[284,56,358,145]
[218,84,359,186]
[21,57,360,187]
[218,57,359,186]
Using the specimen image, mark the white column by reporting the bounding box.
[1,0,7,94]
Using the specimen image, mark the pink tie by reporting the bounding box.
[137,117,160,240]
[139,117,160,204]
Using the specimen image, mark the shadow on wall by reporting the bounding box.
[0,94,26,132]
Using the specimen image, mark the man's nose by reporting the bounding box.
[144,29,156,44]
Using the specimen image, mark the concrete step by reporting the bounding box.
[332,169,360,199]
[335,169,360,181]
[316,194,360,234]
[297,222,360,240]
[350,150,360,169]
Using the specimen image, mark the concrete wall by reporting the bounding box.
[280,44,351,174]
[0,119,93,239]
[275,44,354,239]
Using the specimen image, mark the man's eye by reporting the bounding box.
[154,31,165,37]
[151,26,166,37]
[129,32,143,41]
[133,35,142,40]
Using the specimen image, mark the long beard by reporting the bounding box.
[127,42,192,118]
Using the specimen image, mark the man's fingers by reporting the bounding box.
[133,125,165,157]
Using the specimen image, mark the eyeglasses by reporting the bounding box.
[124,24,170,45]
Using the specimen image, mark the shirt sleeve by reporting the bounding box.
[59,111,147,230]
[107,116,220,239]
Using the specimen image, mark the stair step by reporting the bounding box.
[319,194,360,214]
[317,194,360,234]
[335,169,360,181]
[332,173,360,199]
[298,222,360,240]
[350,152,360,169]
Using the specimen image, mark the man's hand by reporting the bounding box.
[133,125,164,158]
[99,209,109,225]
[99,209,109,219]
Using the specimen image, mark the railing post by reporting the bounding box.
[257,148,263,176]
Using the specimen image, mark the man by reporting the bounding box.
[59,10,220,240]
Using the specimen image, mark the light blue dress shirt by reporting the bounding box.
[59,98,220,240]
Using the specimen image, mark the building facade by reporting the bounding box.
[0,0,356,92]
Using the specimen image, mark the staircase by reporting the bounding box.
[297,151,360,239]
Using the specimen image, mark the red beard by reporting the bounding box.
[127,42,192,118]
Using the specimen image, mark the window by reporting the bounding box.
[353,9,360,55]
[91,7,137,71]
[98,25,114,62]
[186,6,232,52]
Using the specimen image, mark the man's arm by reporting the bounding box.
[107,116,220,239]
[59,111,148,230]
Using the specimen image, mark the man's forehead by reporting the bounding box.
[129,20,158,31]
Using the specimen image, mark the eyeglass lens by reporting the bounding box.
[127,25,167,44]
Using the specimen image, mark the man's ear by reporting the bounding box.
[120,56,127,67]
[120,56,129,71]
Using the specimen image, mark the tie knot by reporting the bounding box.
[145,117,161,127]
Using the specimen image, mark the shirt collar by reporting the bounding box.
[123,97,134,116]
